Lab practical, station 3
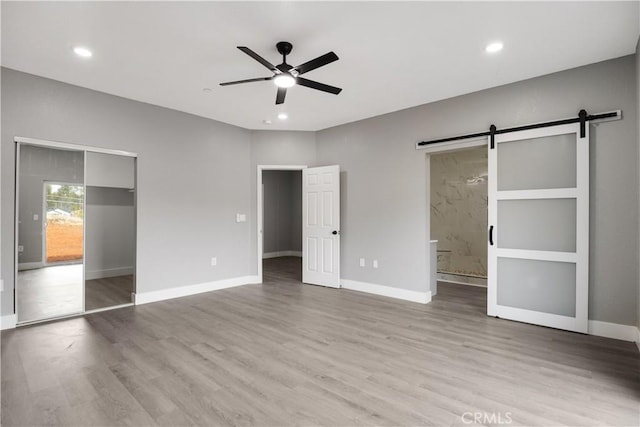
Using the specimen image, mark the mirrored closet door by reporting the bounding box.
[16,141,136,324]
[16,144,86,323]
[84,152,136,311]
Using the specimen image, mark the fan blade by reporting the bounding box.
[219,76,273,86]
[296,77,342,95]
[276,87,287,104]
[293,52,339,75]
[238,46,279,73]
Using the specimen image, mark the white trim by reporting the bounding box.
[262,251,302,259]
[495,305,584,332]
[341,279,431,304]
[17,262,44,271]
[85,267,134,280]
[496,248,577,263]
[133,275,260,305]
[587,320,639,342]
[82,154,87,313]
[15,137,137,158]
[1,314,17,330]
[496,188,577,200]
[636,327,640,352]
[256,165,307,284]
[14,143,21,323]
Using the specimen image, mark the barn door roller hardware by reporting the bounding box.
[416,109,621,150]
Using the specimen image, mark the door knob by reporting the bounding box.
[332,230,340,235]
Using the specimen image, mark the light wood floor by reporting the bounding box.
[2,257,638,426]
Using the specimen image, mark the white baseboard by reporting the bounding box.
[341,279,431,304]
[133,275,260,305]
[1,314,17,330]
[85,267,134,280]
[588,320,639,342]
[18,262,43,271]
[263,251,302,259]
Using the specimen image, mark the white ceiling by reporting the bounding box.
[2,1,638,131]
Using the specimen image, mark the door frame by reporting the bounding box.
[256,165,307,283]
[424,138,488,302]
[14,136,138,326]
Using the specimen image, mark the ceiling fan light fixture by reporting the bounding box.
[274,73,296,88]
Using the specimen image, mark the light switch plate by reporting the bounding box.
[359,258,365,267]
[373,260,379,269]
[236,213,247,223]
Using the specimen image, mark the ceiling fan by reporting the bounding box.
[219,41,342,105]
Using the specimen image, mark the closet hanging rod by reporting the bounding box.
[416,109,621,149]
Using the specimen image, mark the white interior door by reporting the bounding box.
[488,122,589,333]
[302,165,340,288]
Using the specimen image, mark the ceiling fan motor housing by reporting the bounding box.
[276,41,293,57]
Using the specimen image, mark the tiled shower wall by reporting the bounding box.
[430,147,488,279]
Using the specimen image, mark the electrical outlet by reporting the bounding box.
[17,245,24,253]
[33,214,39,221]
[0,279,4,292]
[359,258,365,267]
[373,260,379,269]
[211,257,217,266]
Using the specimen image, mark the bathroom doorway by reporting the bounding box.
[429,146,488,297]
[261,169,303,283]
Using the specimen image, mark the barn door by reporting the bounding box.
[488,123,589,333]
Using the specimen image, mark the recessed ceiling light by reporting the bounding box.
[263,119,272,125]
[485,42,503,53]
[274,74,296,88]
[202,88,212,93]
[73,46,93,58]
[278,113,288,120]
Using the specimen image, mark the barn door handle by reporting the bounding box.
[332,230,340,235]
[489,226,494,246]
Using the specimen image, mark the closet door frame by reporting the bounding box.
[14,136,137,325]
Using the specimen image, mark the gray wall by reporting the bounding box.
[17,145,84,265]
[1,67,252,316]
[263,170,302,255]
[317,55,638,326]
[2,55,638,327]
[85,187,135,278]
